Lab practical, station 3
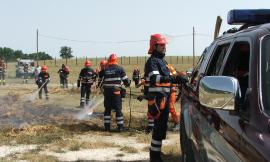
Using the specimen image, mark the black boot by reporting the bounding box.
[118,125,125,132]
[150,150,163,162]
[104,125,110,132]
[80,102,85,108]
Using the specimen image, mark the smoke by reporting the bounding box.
[74,98,104,120]
[0,93,87,129]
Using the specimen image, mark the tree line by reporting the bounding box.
[0,46,74,62]
[0,47,53,61]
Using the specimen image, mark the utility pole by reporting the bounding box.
[36,29,39,66]
[193,26,195,67]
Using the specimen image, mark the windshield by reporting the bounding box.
[261,35,270,116]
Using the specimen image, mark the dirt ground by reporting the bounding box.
[0,83,181,162]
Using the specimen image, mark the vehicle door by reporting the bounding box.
[183,40,243,161]
[219,38,253,161]
[230,34,270,162]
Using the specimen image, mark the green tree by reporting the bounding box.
[28,52,53,60]
[60,46,73,59]
[0,47,14,61]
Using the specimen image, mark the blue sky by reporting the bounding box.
[0,0,269,58]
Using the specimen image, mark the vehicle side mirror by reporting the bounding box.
[199,76,241,111]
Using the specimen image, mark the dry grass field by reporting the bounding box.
[0,56,197,162]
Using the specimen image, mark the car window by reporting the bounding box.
[221,41,250,112]
[261,35,270,116]
[205,43,231,76]
[190,48,207,88]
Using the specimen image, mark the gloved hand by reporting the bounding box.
[125,79,131,87]
[176,75,188,84]
[77,80,80,88]
[45,78,51,83]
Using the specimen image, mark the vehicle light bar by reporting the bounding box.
[228,9,270,25]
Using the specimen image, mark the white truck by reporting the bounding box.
[16,59,35,78]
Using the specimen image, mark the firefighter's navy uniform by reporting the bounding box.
[145,33,174,162]
[145,51,172,161]
[132,66,140,85]
[77,60,97,108]
[58,64,70,88]
[145,34,188,162]
[0,60,6,85]
[103,54,130,132]
[37,65,50,100]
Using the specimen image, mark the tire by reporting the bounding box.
[180,114,195,162]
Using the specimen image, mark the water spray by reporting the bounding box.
[75,77,105,120]
[23,79,49,101]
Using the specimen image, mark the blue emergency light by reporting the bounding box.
[228,9,270,25]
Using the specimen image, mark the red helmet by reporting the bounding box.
[100,59,107,66]
[84,60,91,67]
[108,53,117,64]
[41,65,48,72]
[148,34,168,54]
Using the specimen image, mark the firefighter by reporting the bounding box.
[167,64,180,131]
[97,59,107,87]
[103,53,130,132]
[0,59,7,85]
[132,66,140,85]
[37,65,51,100]
[77,60,97,108]
[145,34,187,162]
[23,63,29,83]
[58,64,70,88]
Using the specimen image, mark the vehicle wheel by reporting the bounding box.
[180,114,195,162]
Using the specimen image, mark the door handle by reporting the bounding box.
[268,120,270,133]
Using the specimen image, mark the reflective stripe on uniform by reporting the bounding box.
[104,121,111,123]
[121,76,128,80]
[116,116,124,120]
[117,121,124,124]
[150,146,161,152]
[104,116,111,119]
[104,77,121,81]
[103,83,121,87]
[148,71,160,77]
[151,139,162,145]
[149,87,170,93]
